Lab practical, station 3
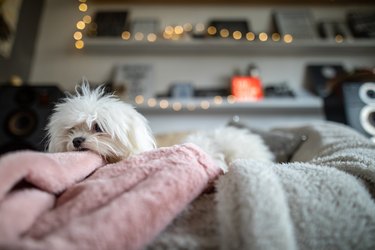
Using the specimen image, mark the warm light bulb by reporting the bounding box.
[283,34,293,43]
[233,31,242,40]
[200,100,210,110]
[207,26,217,36]
[83,15,92,24]
[135,95,144,104]
[134,32,144,41]
[195,23,205,33]
[172,102,182,111]
[73,31,82,40]
[335,34,344,43]
[165,26,174,35]
[174,25,184,35]
[187,103,196,111]
[271,33,281,42]
[214,96,223,105]
[259,32,268,42]
[147,98,157,107]
[78,3,88,12]
[76,21,86,30]
[220,29,229,38]
[227,95,236,104]
[121,31,131,40]
[75,40,84,49]
[246,32,255,41]
[147,33,157,42]
[183,23,193,32]
[159,99,169,109]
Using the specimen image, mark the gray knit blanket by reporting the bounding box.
[149,122,375,250]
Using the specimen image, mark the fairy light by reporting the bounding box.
[134,32,144,41]
[335,34,344,43]
[271,33,281,42]
[195,23,205,33]
[73,31,83,40]
[147,98,157,107]
[283,34,293,43]
[135,95,144,104]
[75,40,84,49]
[214,96,223,105]
[183,23,193,32]
[227,95,236,104]
[174,25,184,35]
[207,26,217,36]
[121,31,131,40]
[259,32,268,42]
[172,102,182,111]
[79,3,88,12]
[220,29,230,38]
[147,33,157,42]
[83,15,92,24]
[200,100,210,110]
[159,99,169,109]
[76,21,86,30]
[233,31,242,40]
[246,32,255,41]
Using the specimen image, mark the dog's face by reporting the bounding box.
[46,83,155,163]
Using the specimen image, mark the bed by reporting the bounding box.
[0,121,374,250]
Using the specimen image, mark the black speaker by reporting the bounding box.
[342,81,375,138]
[0,85,63,155]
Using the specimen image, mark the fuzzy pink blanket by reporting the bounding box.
[0,143,221,250]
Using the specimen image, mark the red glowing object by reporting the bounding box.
[231,76,264,101]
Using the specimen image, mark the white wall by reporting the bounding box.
[30,0,375,94]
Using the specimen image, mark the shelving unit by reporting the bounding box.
[83,37,375,55]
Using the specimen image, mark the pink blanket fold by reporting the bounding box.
[0,143,222,250]
[0,151,105,242]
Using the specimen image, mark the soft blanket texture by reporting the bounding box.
[150,122,375,250]
[0,143,222,250]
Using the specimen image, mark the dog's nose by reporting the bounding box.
[73,137,85,148]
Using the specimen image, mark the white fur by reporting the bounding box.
[185,126,274,172]
[46,81,155,163]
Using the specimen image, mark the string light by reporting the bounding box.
[135,95,144,104]
[207,26,217,36]
[220,29,230,38]
[271,33,281,42]
[335,34,344,43]
[73,31,83,40]
[259,32,268,42]
[83,15,92,24]
[121,31,131,40]
[283,34,293,43]
[232,31,242,40]
[147,33,157,42]
[78,3,88,12]
[75,40,84,49]
[246,32,256,41]
[76,21,86,30]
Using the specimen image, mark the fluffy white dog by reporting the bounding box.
[185,126,274,172]
[46,82,156,163]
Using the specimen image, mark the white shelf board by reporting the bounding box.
[83,37,375,55]
[132,96,323,113]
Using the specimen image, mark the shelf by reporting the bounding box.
[131,96,323,114]
[83,37,375,55]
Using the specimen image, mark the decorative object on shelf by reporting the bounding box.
[318,21,352,43]
[88,11,129,37]
[347,11,375,38]
[0,0,22,58]
[304,64,347,97]
[272,10,318,40]
[169,83,194,99]
[113,64,154,101]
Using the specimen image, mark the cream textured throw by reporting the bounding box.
[150,122,375,250]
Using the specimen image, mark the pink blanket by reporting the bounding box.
[0,143,221,250]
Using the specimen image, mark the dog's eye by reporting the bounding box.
[93,123,102,133]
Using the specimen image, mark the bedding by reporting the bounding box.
[0,121,374,250]
[0,143,222,250]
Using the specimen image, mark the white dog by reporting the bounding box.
[46,82,156,163]
[184,126,274,172]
